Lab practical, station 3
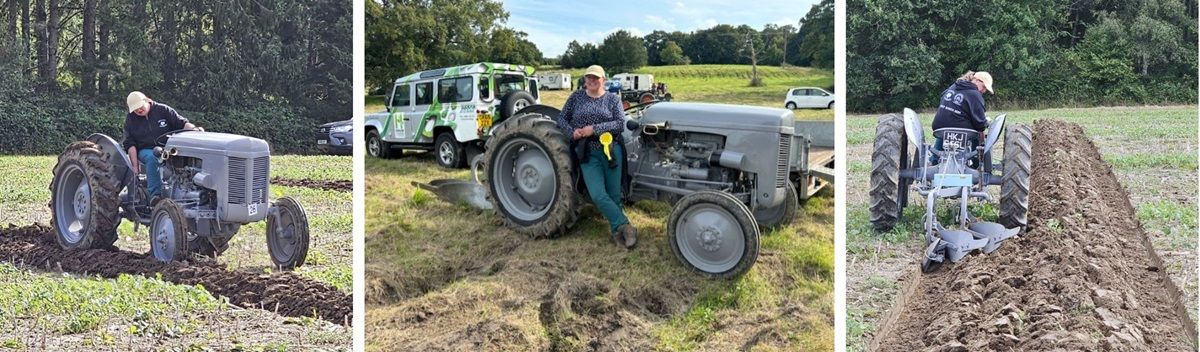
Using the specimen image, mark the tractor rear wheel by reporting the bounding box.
[752,182,798,231]
[869,113,906,232]
[484,112,579,239]
[668,191,760,279]
[999,124,1032,229]
[50,141,120,250]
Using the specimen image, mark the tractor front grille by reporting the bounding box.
[230,157,247,203]
[252,156,269,203]
[228,156,270,205]
[776,134,791,188]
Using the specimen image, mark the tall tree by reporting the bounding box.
[596,30,646,73]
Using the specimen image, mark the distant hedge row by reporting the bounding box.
[0,99,320,155]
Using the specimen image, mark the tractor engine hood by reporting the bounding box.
[165,131,270,158]
[638,102,795,135]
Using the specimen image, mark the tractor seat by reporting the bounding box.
[933,128,980,152]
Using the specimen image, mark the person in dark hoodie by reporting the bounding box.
[122,91,201,200]
[930,71,994,164]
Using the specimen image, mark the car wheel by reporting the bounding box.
[434,133,465,168]
[367,129,393,159]
[786,102,797,110]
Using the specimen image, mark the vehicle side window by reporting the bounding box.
[414,82,434,106]
[803,89,814,96]
[439,76,473,103]
[528,78,539,99]
[391,84,410,108]
[479,76,491,101]
[791,89,801,96]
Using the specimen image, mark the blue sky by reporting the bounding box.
[497,0,820,57]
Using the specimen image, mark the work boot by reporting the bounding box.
[617,224,638,249]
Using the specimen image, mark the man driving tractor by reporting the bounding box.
[930,71,994,165]
[122,91,201,200]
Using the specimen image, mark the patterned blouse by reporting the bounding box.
[555,89,625,150]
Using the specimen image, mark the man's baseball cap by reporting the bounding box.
[584,65,606,78]
[126,91,149,113]
[974,71,995,94]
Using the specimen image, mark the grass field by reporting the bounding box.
[363,64,835,350]
[0,155,351,349]
[843,106,1198,351]
[364,64,835,121]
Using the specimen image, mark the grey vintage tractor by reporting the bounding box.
[869,108,1031,272]
[477,101,823,279]
[49,130,310,269]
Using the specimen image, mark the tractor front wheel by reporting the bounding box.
[149,199,189,262]
[668,191,760,279]
[267,196,310,270]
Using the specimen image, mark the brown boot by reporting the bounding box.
[618,224,637,249]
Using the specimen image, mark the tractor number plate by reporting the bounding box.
[934,173,972,187]
[943,131,967,151]
[248,203,258,216]
[317,139,328,145]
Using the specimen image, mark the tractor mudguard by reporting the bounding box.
[982,114,1007,152]
[85,133,135,191]
[903,108,924,147]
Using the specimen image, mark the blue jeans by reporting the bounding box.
[580,144,628,233]
[137,149,162,198]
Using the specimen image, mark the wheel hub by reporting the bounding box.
[368,138,380,155]
[439,142,454,163]
[697,226,722,252]
[72,183,90,218]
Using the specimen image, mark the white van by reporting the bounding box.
[612,73,654,91]
[785,87,834,109]
[536,73,571,90]
[365,62,541,168]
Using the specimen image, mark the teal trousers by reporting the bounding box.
[580,144,628,233]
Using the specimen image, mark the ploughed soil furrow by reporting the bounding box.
[0,224,351,325]
[873,120,1195,351]
[271,177,352,192]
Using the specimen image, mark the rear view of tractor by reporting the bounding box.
[49,131,310,269]
[869,108,1031,272]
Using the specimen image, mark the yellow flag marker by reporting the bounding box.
[600,132,613,160]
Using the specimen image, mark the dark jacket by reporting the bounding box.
[122,102,190,150]
[931,80,987,132]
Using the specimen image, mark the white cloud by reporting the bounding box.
[644,15,675,30]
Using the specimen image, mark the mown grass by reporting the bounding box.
[364,64,835,121]
[844,105,1198,351]
[366,153,833,350]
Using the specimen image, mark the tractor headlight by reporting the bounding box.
[330,125,352,133]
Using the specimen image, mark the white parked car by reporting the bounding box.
[785,87,834,109]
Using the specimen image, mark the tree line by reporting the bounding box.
[559,0,833,73]
[847,0,1198,112]
[365,0,834,90]
[0,0,351,154]
[366,0,541,91]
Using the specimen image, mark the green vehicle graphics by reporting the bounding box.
[365,63,541,168]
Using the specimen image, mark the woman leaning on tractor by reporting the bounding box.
[554,65,638,249]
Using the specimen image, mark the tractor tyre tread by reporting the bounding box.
[999,124,1032,229]
[484,113,579,239]
[869,113,905,232]
[50,141,120,250]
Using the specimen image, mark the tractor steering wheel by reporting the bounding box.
[154,127,203,147]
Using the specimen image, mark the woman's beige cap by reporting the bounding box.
[975,71,995,94]
[584,65,606,78]
[126,91,149,112]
